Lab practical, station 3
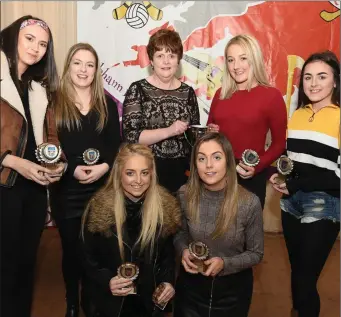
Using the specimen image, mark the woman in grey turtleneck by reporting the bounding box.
[173,132,264,317]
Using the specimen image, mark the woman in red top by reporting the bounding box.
[207,34,287,208]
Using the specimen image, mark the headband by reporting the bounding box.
[20,19,49,32]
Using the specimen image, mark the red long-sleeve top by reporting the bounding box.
[207,86,287,174]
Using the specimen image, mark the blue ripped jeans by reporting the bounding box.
[280,191,340,222]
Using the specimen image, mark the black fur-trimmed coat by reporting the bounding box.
[81,186,181,317]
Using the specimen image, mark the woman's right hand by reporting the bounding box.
[73,165,90,181]
[181,249,199,274]
[168,120,189,137]
[207,123,220,133]
[2,154,50,186]
[109,276,134,296]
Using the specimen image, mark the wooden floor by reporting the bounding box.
[32,228,340,317]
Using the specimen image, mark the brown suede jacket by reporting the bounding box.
[0,51,62,187]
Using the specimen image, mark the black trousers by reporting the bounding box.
[55,216,84,304]
[281,210,340,317]
[238,169,267,209]
[0,181,47,317]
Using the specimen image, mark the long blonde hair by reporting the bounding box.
[54,43,108,132]
[82,143,164,260]
[186,133,239,239]
[220,34,271,99]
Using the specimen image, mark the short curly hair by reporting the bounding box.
[147,29,183,62]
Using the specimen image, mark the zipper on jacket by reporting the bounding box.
[113,232,133,317]
[208,277,215,317]
[152,243,159,312]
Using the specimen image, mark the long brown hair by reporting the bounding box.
[186,133,239,239]
[54,43,108,131]
[82,143,164,260]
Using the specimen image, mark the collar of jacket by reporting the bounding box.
[0,50,49,146]
[86,186,181,238]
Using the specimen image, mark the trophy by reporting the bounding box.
[275,155,294,185]
[117,262,139,295]
[237,149,260,173]
[152,282,169,310]
[184,125,208,147]
[35,143,62,170]
[188,241,209,273]
[83,148,100,165]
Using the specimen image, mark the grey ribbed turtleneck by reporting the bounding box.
[174,184,264,275]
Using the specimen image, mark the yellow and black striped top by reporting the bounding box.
[285,104,340,198]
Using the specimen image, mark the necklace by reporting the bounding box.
[308,106,325,122]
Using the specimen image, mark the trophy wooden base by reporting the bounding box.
[193,258,208,273]
[42,163,58,171]
[274,174,286,185]
[153,283,169,310]
[121,285,136,295]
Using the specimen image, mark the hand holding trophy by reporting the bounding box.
[117,262,139,295]
[152,282,168,310]
[274,155,294,185]
[35,143,62,170]
[188,241,209,273]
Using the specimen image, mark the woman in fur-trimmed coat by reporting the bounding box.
[80,143,181,317]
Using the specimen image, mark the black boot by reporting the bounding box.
[65,303,79,317]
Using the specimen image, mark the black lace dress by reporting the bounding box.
[122,79,200,193]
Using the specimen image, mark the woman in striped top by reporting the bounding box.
[270,51,340,317]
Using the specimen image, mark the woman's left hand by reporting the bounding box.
[236,162,255,179]
[272,181,289,195]
[203,257,224,277]
[156,282,175,304]
[79,163,109,184]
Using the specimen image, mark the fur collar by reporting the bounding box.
[86,186,181,238]
[0,51,48,145]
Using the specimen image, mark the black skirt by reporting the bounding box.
[174,267,253,317]
[155,157,189,194]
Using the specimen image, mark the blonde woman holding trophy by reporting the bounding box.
[81,143,181,317]
[207,34,287,208]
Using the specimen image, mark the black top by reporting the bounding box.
[49,95,121,219]
[15,81,43,190]
[19,81,37,164]
[122,79,200,159]
[120,197,149,317]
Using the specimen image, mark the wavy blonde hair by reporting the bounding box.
[186,133,239,239]
[54,42,108,132]
[82,143,164,260]
[220,34,271,99]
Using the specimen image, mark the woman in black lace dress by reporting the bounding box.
[122,29,200,194]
